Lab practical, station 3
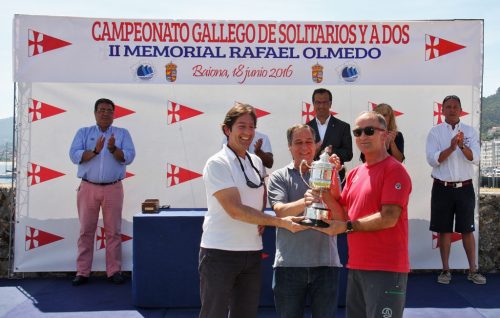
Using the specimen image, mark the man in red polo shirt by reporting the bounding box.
[310,111,412,318]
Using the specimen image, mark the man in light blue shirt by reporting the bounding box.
[69,98,135,286]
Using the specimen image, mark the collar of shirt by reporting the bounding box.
[223,143,243,161]
[444,120,462,132]
[287,160,311,178]
[315,115,331,142]
[315,115,331,126]
[95,124,113,135]
[286,161,297,171]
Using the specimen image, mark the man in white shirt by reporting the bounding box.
[425,95,486,285]
[200,104,304,318]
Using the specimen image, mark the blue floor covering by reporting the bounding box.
[0,273,498,317]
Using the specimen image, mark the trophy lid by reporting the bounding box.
[312,151,332,169]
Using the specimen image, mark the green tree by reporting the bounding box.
[481,87,500,140]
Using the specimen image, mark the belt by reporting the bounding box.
[433,178,472,188]
[82,178,121,186]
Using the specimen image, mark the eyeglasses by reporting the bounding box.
[96,109,114,113]
[352,126,385,137]
[227,145,264,189]
[313,100,331,106]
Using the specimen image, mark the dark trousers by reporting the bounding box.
[199,248,262,318]
[430,182,475,233]
[346,269,407,318]
[273,266,340,318]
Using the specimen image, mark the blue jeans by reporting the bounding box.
[273,266,340,318]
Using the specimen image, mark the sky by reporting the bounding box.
[1,0,499,119]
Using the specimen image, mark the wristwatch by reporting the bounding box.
[345,220,354,233]
[93,148,100,155]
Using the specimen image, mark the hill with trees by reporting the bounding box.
[481,87,500,140]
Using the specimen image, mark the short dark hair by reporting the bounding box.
[312,88,332,103]
[222,103,257,136]
[442,95,461,107]
[286,124,315,146]
[94,98,115,112]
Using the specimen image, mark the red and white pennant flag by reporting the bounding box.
[425,34,466,61]
[28,163,65,186]
[25,226,64,251]
[95,226,132,250]
[28,29,71,57]
[234,101,271,119]
[166,163,202,187]
[167,101,203,124]
[432,232,462,249]
[301,102,337,123]
[29,99,66,122]
[113,104,136,119]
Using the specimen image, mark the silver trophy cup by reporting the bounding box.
[300,151,336,228]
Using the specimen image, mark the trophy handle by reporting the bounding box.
[299,159,312,188]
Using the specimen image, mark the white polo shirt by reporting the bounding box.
[201,144,265,251]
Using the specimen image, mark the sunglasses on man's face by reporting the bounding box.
[352,126,385,137]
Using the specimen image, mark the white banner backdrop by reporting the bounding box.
[12,15,483,271]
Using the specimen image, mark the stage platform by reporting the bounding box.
[0,272,498,317]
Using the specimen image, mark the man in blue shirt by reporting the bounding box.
[69,98,135,286]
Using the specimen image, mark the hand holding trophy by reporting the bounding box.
[299,148,339,228]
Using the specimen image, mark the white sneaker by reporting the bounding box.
[467,272,486,284]
[437,271,451,284]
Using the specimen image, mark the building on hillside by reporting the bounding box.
[486,127,500,139]
[481,139,500,175]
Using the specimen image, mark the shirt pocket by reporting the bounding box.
[85,134,98,151]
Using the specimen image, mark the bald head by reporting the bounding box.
[355,111,387,129]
